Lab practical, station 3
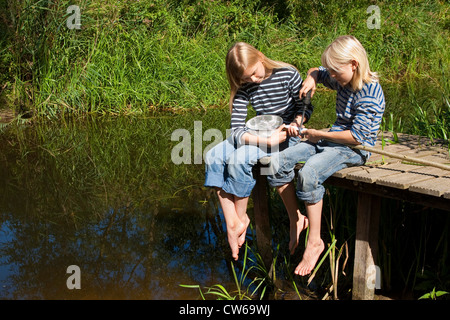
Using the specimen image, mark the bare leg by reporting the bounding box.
[233,196,250,247]
[216,188,250,260]
[294,200,325,276]
[276,182,309,254]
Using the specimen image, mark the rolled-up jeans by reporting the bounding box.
[204,135,301,198]
[268,140,368,204]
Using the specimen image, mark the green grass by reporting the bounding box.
[0,0,449,132]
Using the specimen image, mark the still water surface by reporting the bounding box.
[0,111,246,299]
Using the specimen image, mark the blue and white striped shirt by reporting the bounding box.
[317,66,385,147]
[230,67,313,146]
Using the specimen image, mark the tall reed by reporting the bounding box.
[1,0,448,118]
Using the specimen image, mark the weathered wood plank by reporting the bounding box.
[397,149,439,159]
[419,153,450,164]
[352,193,381,300]
[332,166,366,178]
[346,163,418,184]
[394,133,441,147]
[345,167,393,184]
[444,190,450,200]
[326,176,450,211]
[409,176,450,197]
[413,166,450,177]
[365,153,384,163]
[375,166,442,190]
[251,165,273,272]
[353,145,450,171]
[380,144,413,153]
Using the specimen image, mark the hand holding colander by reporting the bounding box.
[245,115,284,138]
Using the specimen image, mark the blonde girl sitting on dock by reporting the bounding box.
[204,42,313,260]
[269,35,385,276]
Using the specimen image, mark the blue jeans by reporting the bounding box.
[268,140,368,204]
[204,136,301,197]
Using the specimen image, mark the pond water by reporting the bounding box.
[0,110,262,299]
[3,80,446,300]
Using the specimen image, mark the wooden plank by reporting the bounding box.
[326,176,450,211]
[346,167,393,184]
[397,149,438,159]
[409,176,450,197]
[375,166,443,190]
[412,166,450,177]
[420,153,450,164]
[382,144,413,153]
[366,153,384,163]
[444,190,450,200]
[332,166,367,178]
[251,165,273,272]
[346,163,417,184]
[352,193,381,300]
[365,152,400,165]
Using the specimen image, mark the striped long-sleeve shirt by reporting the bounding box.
[230,67,313,146]
[317,66,385,147]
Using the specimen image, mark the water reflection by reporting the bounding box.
[0,111,236,299]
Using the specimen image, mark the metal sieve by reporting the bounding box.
[245,115,283,137]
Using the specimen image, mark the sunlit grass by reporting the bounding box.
[1,0,448,124]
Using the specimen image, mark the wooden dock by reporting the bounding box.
[331,132,450,203]
[252,131,450,300]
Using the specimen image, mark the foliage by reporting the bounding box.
[418,287,449,300]
[180,243,271,300]
[0,0,448,125]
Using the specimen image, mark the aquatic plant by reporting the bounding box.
[180,243,271,300]
[418,287,449,300]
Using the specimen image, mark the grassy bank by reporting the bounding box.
[0,1,449,134]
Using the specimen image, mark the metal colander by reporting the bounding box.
[245,115,283,137]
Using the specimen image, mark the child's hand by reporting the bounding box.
[285,122,304,137]
[267,125,288,146]
[302,128,323,144]
[286,123,300,137]
[299,68,319,99]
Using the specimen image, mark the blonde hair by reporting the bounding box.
[321,35,379,92]
[226,42,296,112]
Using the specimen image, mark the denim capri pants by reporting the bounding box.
[268,140,368,204]
[204,135,301,198]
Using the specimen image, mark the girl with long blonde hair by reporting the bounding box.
[269,35,385,276]
[205,42,313,260]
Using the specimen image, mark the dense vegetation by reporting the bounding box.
[0,0,449,135]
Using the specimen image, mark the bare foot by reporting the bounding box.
[294,239,324,276]
[289,212,309,255]
[227,221,248,260]
[238,214,250,248]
